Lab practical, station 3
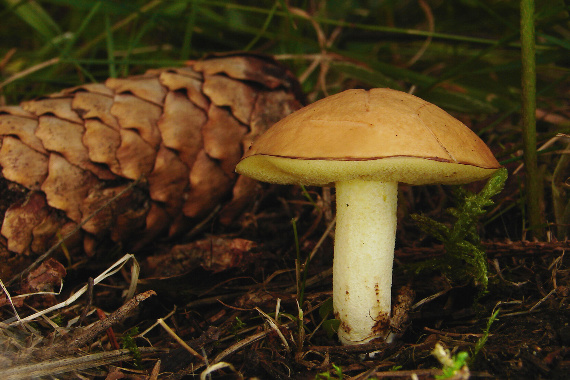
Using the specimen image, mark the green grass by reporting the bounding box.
[0,0,568,237]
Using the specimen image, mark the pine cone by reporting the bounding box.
[0,53,303,260]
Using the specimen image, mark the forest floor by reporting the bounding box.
[2,193,569,380]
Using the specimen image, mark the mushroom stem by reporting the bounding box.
[333,179,398,345]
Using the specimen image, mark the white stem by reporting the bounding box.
[333,179,398,345]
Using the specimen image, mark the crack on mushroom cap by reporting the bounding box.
[416,102,457,163]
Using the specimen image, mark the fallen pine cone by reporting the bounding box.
[0,53,303,268]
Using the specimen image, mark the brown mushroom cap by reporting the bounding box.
[236,88,500,186]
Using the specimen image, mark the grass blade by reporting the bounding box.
[2,0,61,41]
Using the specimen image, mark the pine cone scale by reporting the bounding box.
[183,150,233,219]
[22,97,83,124]
[0,136,48,190]
[0,113,46,154]
[157,91,205,168]
[158,70,209,111]
[110,94,162,149]
[71,91,120,130]
[2,192,49,254]
[202,75,257,125]
[41,154,98,223]
[83,119,121,170]
[148,145,189,208]
[105,76,167,106]
[202,105,248,176]
[114,128,157,180]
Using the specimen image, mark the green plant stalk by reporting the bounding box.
[243,0,278,51]
[59,2,102,60]
[552,142,570,239]
[300,184,321,212]
[76,0,164,58]
[291,218,304,304]
[520,0,542,238]
[104,11,116,78]
[180,0,198,61]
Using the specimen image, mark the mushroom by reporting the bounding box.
[235,88,501,345]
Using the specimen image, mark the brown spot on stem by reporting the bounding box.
[339,320,351,334]
[372,311,391,335]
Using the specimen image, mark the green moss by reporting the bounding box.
[411,168,507,291]
[121,327,142,369]
[315,364,345,380]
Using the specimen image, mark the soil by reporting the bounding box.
[1,186,569,380]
